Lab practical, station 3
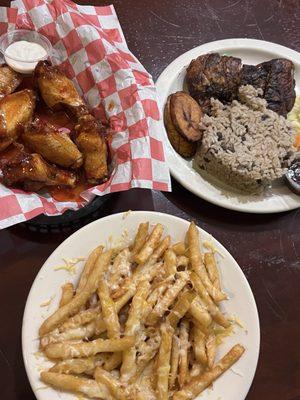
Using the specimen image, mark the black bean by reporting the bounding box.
[261,114,269,121]
[217,131,223,140]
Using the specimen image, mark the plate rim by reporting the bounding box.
[22,211,260,400]
[156,38,300,213]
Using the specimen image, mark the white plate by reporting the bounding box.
[22,211,260,400]
[156,38,300,213]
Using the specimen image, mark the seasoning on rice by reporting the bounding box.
[193,85,297,193]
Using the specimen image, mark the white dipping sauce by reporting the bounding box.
[4,40,47,74]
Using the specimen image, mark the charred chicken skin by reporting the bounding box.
[2,152,77,190]
[75,114,108,183]
[186,53,242,113]
[0,89,36,151]
[0,64,22,96]
[186,53,295,116]
[241,58,295,116]
[22,118,83,169]
[35,61,89,119]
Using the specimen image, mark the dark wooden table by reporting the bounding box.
[1,0,300,399]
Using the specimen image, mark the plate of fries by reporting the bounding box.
[22,211,260,400]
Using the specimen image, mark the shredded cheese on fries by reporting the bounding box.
[40,295,55,308]
[54,258,85,275]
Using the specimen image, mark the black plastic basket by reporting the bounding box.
[22,195,110,233]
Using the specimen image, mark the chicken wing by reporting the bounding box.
[22,118,83,169]
[35,61,88,119]
[75,114,108,183]
[0,64,22,95]
[0,89,36,151]
[2,152,77,190]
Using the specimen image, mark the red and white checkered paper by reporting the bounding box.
[0,0,171,229]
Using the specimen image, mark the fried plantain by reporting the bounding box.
[164,96,197,158]
[170,91,203,142]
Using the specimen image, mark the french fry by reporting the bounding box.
[98,277,121,339]
[152,235,171,259]
[112,259,164,300]
[95,367,126,400]
[77,245,104,293]
[172,241,187,256]
[204,252,221,291]
[169,333,180,390]
[103,352,122,371]
[131,222,149,254]
[40,322,97,348]
[39,222,245,400]
[166,290,196,329]
[134,223,164,264]
[39,250,113,336]
[50,357,99,375]
[192,324,207,366]
[40,371,112,399]
[146,271,189,326]
[190,272,230,328]
[108,248,131,290]
[121,280,150,382]
[206,332,216,369]
[186,222,226,303]
[59,283,74,308]
[188,297,212,330]
[59,306,101,332]
[164,249,177,276]
[177,256,189,268]
[156,324,173,400]
[134,332,161,381]
[173,344,245,400]
[178,319,190,388]
[45,336,134,359]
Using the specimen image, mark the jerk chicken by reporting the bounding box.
[241,58,295,116]
[0,89,36,151]
[22,118,83,169]
[186,53,296,116]
[35,61,89,119]
[186,53,242,114]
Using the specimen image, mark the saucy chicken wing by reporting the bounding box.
[35,61,88,119]
[0,64,22,96]
[22,118,83,169]
[0,89,36,151]
[2,152,77,190]
[75,114,108,183]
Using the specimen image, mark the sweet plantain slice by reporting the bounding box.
[170,91,203,142]
[164,96,197,158]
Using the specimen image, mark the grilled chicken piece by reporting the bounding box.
[75,114,108,183]
[0,89,36,151]
[35,61,88,119]
[2,152,77,190]
[186,53,242,113]
[22,118,83,169]
[241,59,296,116]
[0,64,22,95]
